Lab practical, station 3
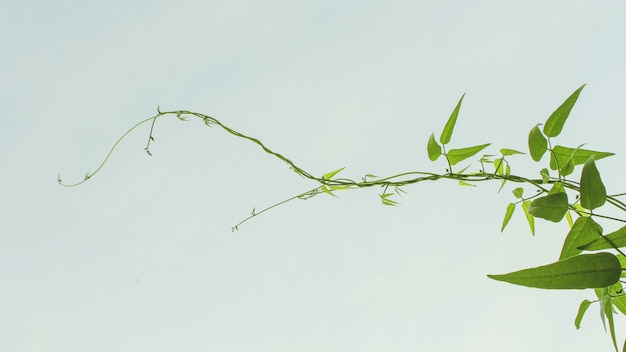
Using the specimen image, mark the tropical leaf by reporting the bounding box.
[543,84,586,138]
[580,157,606,211]
[487,252,621,289]
[528,125,548,161]
[528,192,569,222]
[440,93,465,144]
[446,143,490,165]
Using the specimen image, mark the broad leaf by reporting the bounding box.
[427,133,442,161]
[578,225,626,251]
[548,182,565,195]
[512,187,524,198]
[528,192,569,222]
[446,143,490,165]
[501,203,515,232]
[549,145,614,171]
[440,93,465,144]
[580,157,606,211]
[574,299,592,329]
[528,125,548,161]
[522,200,535,236]
[559,217,603,260]
[487,252,621,289]
[543,84,586,137]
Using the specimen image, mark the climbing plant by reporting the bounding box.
[60,85,626,350]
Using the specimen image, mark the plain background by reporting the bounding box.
[1,0,625,351]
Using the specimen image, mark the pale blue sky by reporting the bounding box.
[1,0,625,351]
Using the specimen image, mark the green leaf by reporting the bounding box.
[458,180,476,187]
[548,182,565,195]
[566,211,574,228]
[543,84,586,137]
[487,252,621,289]
[549,145,614,171]
[580,157,606,211]
[427,133,442,161]
[601,289,619,351]
[501,203,515,232]
[522,200,535,236]
[528,125,548,161]
[379,193,399,206]
[500,148,525,156]
[440,93,465,145]
[540,168,550,183]
[446,143,490,165]
[497,164,510,193]
[574,299,592,329]
[512,187,524,199]
[494,158,505,175]
[322,167,345,180]
[559,217,603,260]
[321,185,337,197]
[528,192,569,222]
[578,225,626,251]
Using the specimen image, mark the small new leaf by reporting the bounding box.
[501,203,515,232]
[522,200,535,236]
[487,252,621,289]
[500,148,525,156]
[512,187,524,199]
[322,167,345,180]
[543,84,586,138]
[440,93,465,145]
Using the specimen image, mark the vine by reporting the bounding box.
[60,85,626,351]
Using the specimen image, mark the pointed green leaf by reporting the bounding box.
[321,185,337,197]
[528,125,548,161]
[440,93,465,144]
[522,200,535,236]
[574,299,592,329]
[501,203,515,232]
[549,145,614,170]
[559,157,575,176]
[602,290,618,351]
[580,157,606,211]
[528,192,569,222]
[427,133,442,161]
[494,158,505,175]
[500,148,525,156]
[458,180,476,187]
[543,84,586,137]
[566,211,574,228]
[322,167,345,180]
[512,187,524,199]
[548,182,565,195]
[578,226,626,251]
[446,143,490,165]
[559,217,603,260]
[540,168,550,183]
[487,252,621,289]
